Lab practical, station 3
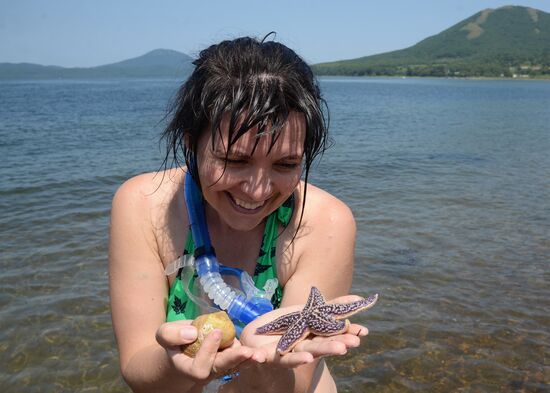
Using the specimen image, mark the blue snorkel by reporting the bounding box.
[183,170,276,326]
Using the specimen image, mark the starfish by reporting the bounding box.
[255,286,378,354]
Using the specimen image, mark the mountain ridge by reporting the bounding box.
[0,49,194,79]
[313,5,550,78]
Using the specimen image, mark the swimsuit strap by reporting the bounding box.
[254,195,294,308]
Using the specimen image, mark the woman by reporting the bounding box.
[109,36,369,392]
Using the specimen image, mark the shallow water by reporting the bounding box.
[1,77,549,392]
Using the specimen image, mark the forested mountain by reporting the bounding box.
[313,6,550,77]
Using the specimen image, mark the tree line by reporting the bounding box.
[314,56,550,78]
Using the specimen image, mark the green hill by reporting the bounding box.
[313,6,550,78]
[0,49,194,79]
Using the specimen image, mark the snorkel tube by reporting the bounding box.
[184,170,275,325]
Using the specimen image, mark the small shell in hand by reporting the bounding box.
[181,311,236,357]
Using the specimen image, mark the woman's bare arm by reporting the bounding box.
[109,174,198,392]
[233,186,361,393]
[109,173,264,392]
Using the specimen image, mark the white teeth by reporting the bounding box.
[232,196,265,210]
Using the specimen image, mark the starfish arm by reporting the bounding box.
[308,313,348,336]
[305,287,326,310]
[319,294,379,319]
[277,318,309,354]
[255,311,302,335]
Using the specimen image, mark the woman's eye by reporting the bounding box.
[277,162,300,170]
[225,158,247,165]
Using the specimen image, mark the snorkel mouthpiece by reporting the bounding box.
[228,294,274,325]
[184,170,275,325]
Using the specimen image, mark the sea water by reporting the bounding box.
[1,77,549,391]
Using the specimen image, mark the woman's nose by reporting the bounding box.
[240,168,274,201]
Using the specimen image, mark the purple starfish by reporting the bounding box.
[255,286,378,354]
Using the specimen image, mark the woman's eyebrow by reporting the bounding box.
[277,154,303,161]
[212,146,303,160]
[212,147,249,157]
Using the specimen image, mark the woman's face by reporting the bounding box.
[196,112,305,232]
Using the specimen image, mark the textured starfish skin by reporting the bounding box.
[256,287,378,354]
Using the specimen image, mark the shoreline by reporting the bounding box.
[316,74,550,81]
[2,74,550,83]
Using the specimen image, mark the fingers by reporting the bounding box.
[166,328,223,380]
[347,323,369,337]
[234,342,309,370]
[156,321,197,348]
[211,342,261,376]
[239,340,267,364]
[275,351,314,368]
[294,337,348,357]
[252,342,313,368]
[167,330,263,381]
[280,324,369,360]
[328,294,365,304]
[189,329,223,379]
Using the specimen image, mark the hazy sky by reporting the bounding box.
[2,0,549,67]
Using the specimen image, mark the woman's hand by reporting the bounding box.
[240,294,369,366]
[219,295,368,392]
[155,320,266,383]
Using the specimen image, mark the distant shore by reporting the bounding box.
[315,74,550,81]
[2,75,549,83]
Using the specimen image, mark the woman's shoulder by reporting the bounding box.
[283,181,356,257]
[298,182,355,228]
[113,168,185,203]
[112,168,186,224]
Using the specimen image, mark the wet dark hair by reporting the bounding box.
[162,34,329,232]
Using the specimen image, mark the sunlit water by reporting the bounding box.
[1,77,549,392]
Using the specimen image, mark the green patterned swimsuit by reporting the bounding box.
[166,197,294,321]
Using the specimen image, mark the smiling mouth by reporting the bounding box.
[227,193,267,212]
